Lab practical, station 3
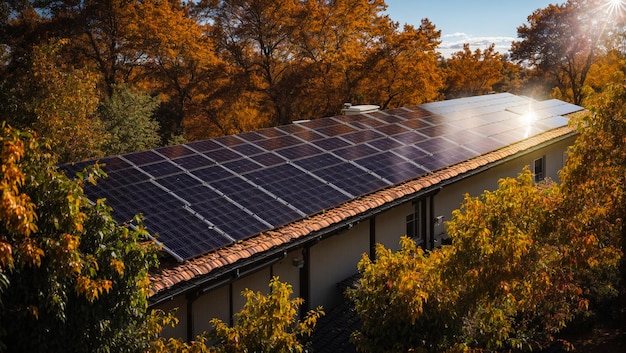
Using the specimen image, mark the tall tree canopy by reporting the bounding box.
[443,43,504,99]
[510,0,623,104]
[1,0,449,152]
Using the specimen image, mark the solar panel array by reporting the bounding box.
[62,93,583,261]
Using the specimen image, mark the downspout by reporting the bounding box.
[429,188,442,249]
[369,216,376,260]
[299,246,311,314]
[186,291,200,342]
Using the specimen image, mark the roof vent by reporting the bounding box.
[341,103,380,115]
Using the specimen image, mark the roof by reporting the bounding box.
[61,93,583,300]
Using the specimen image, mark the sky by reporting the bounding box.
[384,0,564,57]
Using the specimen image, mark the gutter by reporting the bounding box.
[148,129,578,307]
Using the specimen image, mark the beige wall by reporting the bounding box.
[434,136,576,240]
[192,284,230,336]
[375,202,414,251]
[309,220,370,308]
[272,250,303,299]
[157,295,188,340]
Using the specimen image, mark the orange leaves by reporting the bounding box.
[76,275,113,302]
[110,258,125,276]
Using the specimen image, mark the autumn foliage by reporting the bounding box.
[0,125,160,352]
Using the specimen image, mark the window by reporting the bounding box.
[533,156,545,182]
[406,202,424,245]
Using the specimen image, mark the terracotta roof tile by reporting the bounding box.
[149,126,576,297]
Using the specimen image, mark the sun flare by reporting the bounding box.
[603,0,626,16]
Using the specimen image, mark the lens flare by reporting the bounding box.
[603,0,626,16]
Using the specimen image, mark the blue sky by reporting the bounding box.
[384,1,562,56]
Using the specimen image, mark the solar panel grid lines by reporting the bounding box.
[62,93,577,262]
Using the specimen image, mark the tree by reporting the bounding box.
[443,43,504,98]
[359,20,443,109]
[149,277,324,353]
[98,84,161,155]
[349,169,609,352]
[510,0,618,104]
[557,82,626,323]
[27,39,108,164]
[0,124,160,352]
[210,277,323,353]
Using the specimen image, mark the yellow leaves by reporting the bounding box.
[110,258,125,275]
[76,275,113,302]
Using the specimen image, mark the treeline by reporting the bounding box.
[1,0,524,164]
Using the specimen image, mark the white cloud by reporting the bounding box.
[439,32,515,58]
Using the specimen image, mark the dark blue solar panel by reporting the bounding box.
[251,153,286,167]
[333,144,379,160]
[294,154,344,171]
[192,165,234,182]
[254,135,301,150]
[418,124,462,137]
[256,128,287,138]
[140,161,183,177]
[238,131,266,142]
[192,199,269,241]
[397,108,432,119]
[248,166,351,214]
[210,179,303,227]
[277,123,308,134]
[124,150,164,166]
[204,148,242,163]
[186,139,222,152]
[174,185,219,204]
[276,144,323,160]
[293,129,326,142]
[350,116,386,128]
[414,155,448,172]
[173,154,214,170]
[317,124,358,137]
[342,130,384,144]
[393,131,428,144]
[104,168,148,186]
[214,135,245,147]
[375,114,404,124]
[313,137,352,150]
[377,124,409,136]
[232,143,265,156]
[223,158,263,174]
[392,145,429,160]
[157,173,200,190]
[399,119,432,129]
[299,118,341,129]
[156,145,195,159]
[368,137,403,151]
[100,156,133,172]
[314,163,390,196]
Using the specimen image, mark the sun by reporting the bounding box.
[603,0,626,16]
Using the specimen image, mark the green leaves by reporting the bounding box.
[209,277,324,353]
[0,125,159,352]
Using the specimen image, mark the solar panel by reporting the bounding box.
[64,92,582,261]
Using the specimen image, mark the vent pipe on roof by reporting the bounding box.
[341,103,380,115]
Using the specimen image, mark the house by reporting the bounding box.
[64,93,583,341]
